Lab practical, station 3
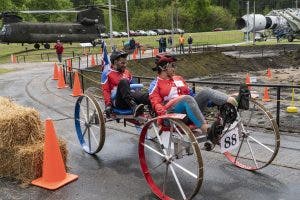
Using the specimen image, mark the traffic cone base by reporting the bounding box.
[31,119,78,190]
[287,106,298,113]
[31,173,78,190]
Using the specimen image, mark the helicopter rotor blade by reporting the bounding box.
[19,10,83,14]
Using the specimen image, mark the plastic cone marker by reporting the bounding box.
[91,55,96,66]
[52,63,59,80]
[71,71,83,97]
[245,73,252,90]
[267,68,272,79]
[287,83,298,113]
[31,119,78,190]
[262,87,271,102]
[57,67,68,89]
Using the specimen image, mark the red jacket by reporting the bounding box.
[101,68,132,106]
[54,43,64,54]
[149,75,190,115]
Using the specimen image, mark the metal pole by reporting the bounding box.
[108,0,113,51]
[276,87,281,127]
[253,1,256,45]
[171,1,175,52]
[296,0,298,9]
[125,0,130,39]
[246,1,249,43]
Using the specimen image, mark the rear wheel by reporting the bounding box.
[224,99,280,170]
[74,93,105,154]
[44,43,50,49]
[139,118,203,200]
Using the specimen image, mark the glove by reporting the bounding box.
[105,105,113,118]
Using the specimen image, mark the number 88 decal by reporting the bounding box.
[224,133,237,149]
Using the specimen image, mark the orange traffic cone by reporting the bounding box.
[245,73,252,90]
[31,119,78,190]
[67,59,72,72]
[153,48,158,56]
[57,67,68,89]
[91,55,96,66]
[267,68,272,79]
[11,54,17,63]
[132,51,137,60]
[262,87,271,102]
[142,47,145,55]
[71,71,83,97]
[52,63,59,80]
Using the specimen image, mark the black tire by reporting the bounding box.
[44,43,50,49]
[34,43,40,50]
[287,35,294,42]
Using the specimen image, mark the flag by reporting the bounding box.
[101,41,111,84]
[101,41,111,72]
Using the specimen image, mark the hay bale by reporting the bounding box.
[0,97,43,147]
[0,139,67,184]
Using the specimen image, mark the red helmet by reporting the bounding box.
[153,53,177,71]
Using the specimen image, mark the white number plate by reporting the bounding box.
[220,126,240,153]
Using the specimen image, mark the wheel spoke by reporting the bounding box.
[162,164,169,195]
[142,143,165,158]
[170,165,187,200]
[171,160,198,179]
[247,135,274,153]
[246,138,258,168]
[90,128,99,146]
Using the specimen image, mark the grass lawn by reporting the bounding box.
[0,30,298,64]
[0,68,14,74]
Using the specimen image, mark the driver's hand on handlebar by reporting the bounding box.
[105,105,113,118]
[156,106,166,116]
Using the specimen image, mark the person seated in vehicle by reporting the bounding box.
[148,53,241,146]
[101,50,150,118]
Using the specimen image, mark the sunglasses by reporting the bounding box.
[118,61,127,65]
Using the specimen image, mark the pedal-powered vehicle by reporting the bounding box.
[74,86,280,200]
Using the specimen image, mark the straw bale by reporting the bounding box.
[0,97,43,147]
[0,138,67,184]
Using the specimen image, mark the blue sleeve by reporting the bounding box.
[148,79,157,93]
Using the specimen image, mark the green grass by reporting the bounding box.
[0,29,297,64]
[0,68,14,74]
[0,30,243,63]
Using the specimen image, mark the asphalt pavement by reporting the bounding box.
[0,62,299,200]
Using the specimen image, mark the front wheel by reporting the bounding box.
[139,118,203,200]
[224,99,280,170]
[74,93,105,154]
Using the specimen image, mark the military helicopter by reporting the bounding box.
[0,5,123,49]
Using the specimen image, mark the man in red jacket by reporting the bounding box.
[54,40,64,63]
[101,50,150,118]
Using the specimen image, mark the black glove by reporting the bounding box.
[105,105,113,118]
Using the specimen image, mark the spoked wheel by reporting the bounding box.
[139,118,203,200]
[224,99,280,170]
[74,93,105,154]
